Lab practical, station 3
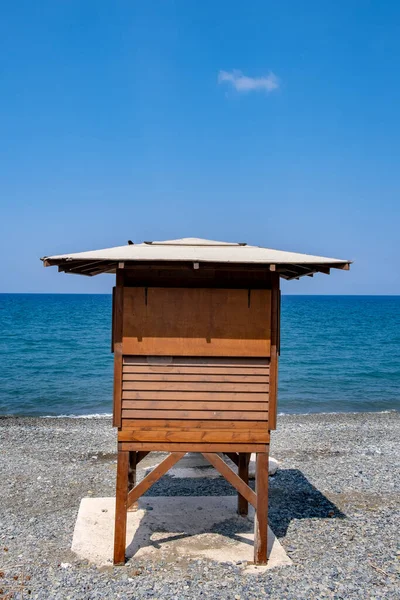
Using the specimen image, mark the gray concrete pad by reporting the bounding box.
[72,496,292,572]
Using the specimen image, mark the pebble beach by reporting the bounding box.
[1,411,399,599]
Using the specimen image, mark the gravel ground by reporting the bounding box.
[0,411,399,599]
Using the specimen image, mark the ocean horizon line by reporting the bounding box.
[1,292,400,297]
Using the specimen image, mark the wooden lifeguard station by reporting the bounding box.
[42,237,350,564]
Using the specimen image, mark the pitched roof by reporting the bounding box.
[41,237,351,279]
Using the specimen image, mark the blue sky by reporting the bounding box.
[1,1,399,294]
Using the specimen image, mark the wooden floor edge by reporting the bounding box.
[118,442,269,452]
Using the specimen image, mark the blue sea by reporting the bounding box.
[0,294,399,417]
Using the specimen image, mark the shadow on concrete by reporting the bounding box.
[142,467,346,539]
[124,496,282,564]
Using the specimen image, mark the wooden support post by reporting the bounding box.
[237,453,250,515]
[254,451,269,565]
[128,451,137,490]
[112,268,124,428]
[269,272,280,430]
[223,452,239,467]
[201,453,256,508]
[136,451,149,464]
[114,450,129,565]
[127,451,138,512]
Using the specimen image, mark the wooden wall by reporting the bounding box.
[122,287,271,357]
[118,356,270,447]
[112,269,280,438]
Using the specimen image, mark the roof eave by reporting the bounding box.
[43,257,351,279]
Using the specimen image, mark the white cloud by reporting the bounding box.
[218,69,279,93]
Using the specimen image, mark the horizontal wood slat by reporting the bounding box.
[123,381,269,392]
[121,409,268,420]
[121,419,268,430]
[119,355,270,444]
[119,442,269,452]
[122,400,268,411]
[123,356,270,367]
[123,366,269,375]
[118,430,269,443]
[122,391,267,401]
[123,373,269,382]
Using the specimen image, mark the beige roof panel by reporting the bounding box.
[41,237,351,278]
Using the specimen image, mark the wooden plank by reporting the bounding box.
[123,356,270,367]
[112,269,124,428]
[122,287,271,357]
[123,338,270,357]
[121,419,268,430]
[120,442,268,452]
[122,373,269,383]
[268,273,279,430]
[121,409,268,420]
[122,381,269,392]
[122,391,268,401]
[123,366,270,376]
[126,452,185,508]
[113,450,129,565]
[114,270,124,343]
[202,453,257,509]
[121,400,269,411]
[128,451,136,490]
[238,453,251,515]
[118,430,269,443]
[113,346,123,428]
[254,452,269,564]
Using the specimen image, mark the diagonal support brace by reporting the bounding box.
[201,452,257,508]
[127,452,185,508]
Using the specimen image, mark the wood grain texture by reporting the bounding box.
[122,381,269,392]
[121,409,268,420]
[123,373,269,382]
[113,346,123,428]
[112,270,124,427]
[119,442,268,452]
[113,450,129,565]
[121,419,268,430]
[123,356,270,367]
[122,391,268,401]
[268,273,280,430]
[118,430,269,443]
[122,400,269,411]
[122,287,271,356]
[123,366,269,376]
[120,356,270,437]
[238,453,251,515]
[254,451,269,565]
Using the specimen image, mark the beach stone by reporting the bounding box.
[1,412,399,599]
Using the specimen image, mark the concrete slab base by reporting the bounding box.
[72,496,292,572]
